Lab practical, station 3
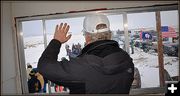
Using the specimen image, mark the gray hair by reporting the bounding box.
[86,31,112,43]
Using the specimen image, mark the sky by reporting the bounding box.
[22,10,178,37]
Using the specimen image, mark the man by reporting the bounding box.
[130,39,134,54]
[38,14,134,94]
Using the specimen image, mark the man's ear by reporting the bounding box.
[85,34,91,45]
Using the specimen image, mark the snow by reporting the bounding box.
[130,48,179,88]
[24,36,44,68]
[46,34,85,61]
[24,35,179,88]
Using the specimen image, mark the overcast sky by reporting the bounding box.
[22,10,178,37]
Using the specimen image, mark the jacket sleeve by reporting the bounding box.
[37,39,78,83]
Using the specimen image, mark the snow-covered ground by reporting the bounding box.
[24,34,85,68]
[130,48,179,88]
[24,35,179,88]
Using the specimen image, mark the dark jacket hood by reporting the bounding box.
[80,40,134,75]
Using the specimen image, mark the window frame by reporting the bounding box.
[15,3,178,94]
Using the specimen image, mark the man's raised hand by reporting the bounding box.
[54,23,71,44]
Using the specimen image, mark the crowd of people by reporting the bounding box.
[65,43,82,59]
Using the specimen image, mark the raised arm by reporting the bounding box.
[37,23,73,82]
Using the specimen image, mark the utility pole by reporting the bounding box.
[156,11,165,87]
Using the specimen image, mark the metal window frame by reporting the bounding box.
[16,20,29,94]
[15,4,178,94]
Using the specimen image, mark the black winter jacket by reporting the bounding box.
[38,39,134,94]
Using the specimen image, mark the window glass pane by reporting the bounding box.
[160,10,179,81]
[22,20,48,93]
[22,20,44,68]
[127,12,159,88]
[107,15,125,50]
[161,10,178,28]
[45,17,85,62]
[45,17,86,93]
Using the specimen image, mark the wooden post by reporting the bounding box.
[156,11,165,87]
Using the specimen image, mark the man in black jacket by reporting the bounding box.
[38,14,134,94]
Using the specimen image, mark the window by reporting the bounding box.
[16,5,178,95]
[160,10,179,81]
[127,10,179,89]
[107,15,125,49]
[22,20,48,93]
[45,17,85,61]
[22,20,44,68]
[127,12,159,88]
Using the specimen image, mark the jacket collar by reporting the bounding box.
[79,40,119,56]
